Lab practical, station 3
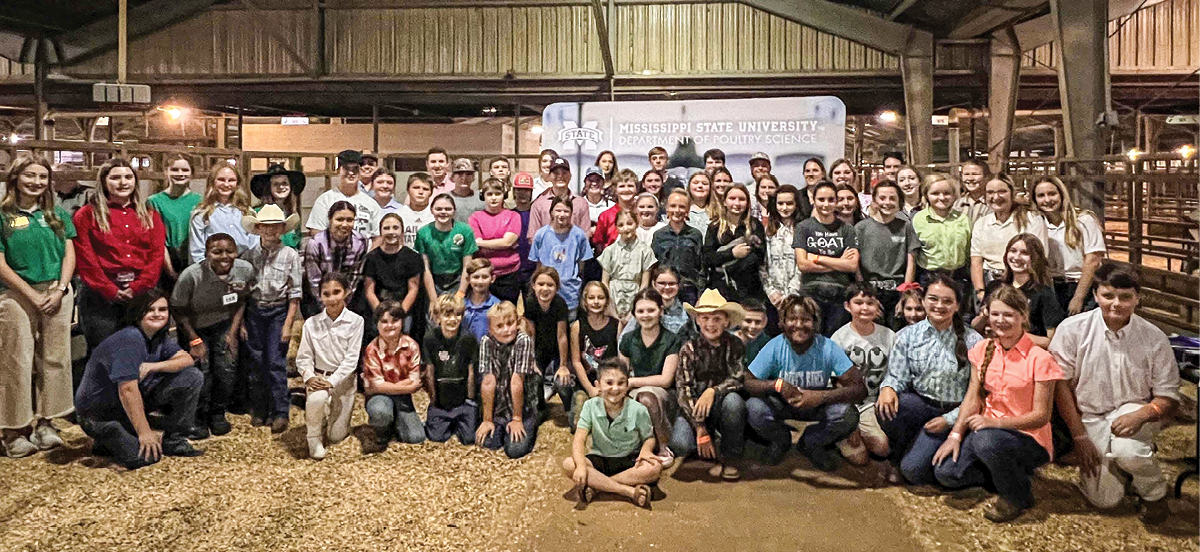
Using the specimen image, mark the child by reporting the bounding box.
[463,258,500,340]
[296,272,364,460]
[523,267,572,416]
[363,300,425,450]
[563,358,661,508]
[148,154,200,283]
[634,192,665,245]
[569,281,623,426]
[530,196,593,311]
[973,233,1064,348]
[188,161,258,263]
[856,181,920,329]
[423,293,480,444]
[417,194,479,300]
[830,283,896,466]
[895,287,927,328]
[476,302,540,459]
[619,288,681,466]
[735,298,770,366]
[599,209,656,321]
[239,205,302,434]
[363,213,423,334]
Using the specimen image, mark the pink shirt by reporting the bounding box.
[527,190,590,240]
[970,334,1063,458]
[468,209,522,275]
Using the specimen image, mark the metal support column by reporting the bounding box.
[988,29,1021,175]
[371,103,379,153]
[852,116,865,167]
[33,39,47,141]
[1051,0,1111,220]
[900,31,934,165]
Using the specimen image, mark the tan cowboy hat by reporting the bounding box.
[242,203,300,235]
[684,289,746,327]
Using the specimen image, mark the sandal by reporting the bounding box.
[632,484,652,509]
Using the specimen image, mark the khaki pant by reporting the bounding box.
[0,285,75,429]
[1079,402,1167,507]
[305,375,355,444]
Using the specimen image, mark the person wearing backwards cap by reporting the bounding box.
[305,149,382,238]
[249,163,305,249]
[527,157,591,241]
[448,158,487,224]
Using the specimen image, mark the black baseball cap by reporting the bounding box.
[549,157,570,172]
[337,149,363,167]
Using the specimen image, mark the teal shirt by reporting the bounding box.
[147,190,201,249]
[577,396,653,457]
[0,206,76,287]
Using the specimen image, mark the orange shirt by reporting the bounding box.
[361,335,422,394]
[969,334,1063,459]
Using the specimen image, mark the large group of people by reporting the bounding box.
[0,145,1181,524]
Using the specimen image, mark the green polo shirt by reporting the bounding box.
[415,221,478,276]
[577,396,654,457]
[148,190,202,249]
[618,327,681,378]
[0,206,76,287]
[911,208,972,271]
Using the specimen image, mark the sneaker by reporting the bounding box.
[30,424,64,451]
[3,435,38,458]
[308,438,327,460]
[209,415,232,436]
[1140,498,1171,525]
[763,440,790,466]
[797,440,840,472]
[983,497,1027,523]
[186,425,210,441]
[163,438,204,458]
[250,416,267,427]
[719,462,741,481]
[269,416,289,434]
[656,447,675,468]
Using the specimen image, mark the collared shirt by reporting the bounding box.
[378,198,403,214]
[432,173,455,197]
[970,211,1048,272]
[686,205,710,235]
[577,396,653,458]
[531,176,552,201]
[971,334,1063,458]
[72,203,166,301]
[0,205,75,287]
[763,223,802,300]
[651,223,705,289]
[952,194,992,225]
[296,306,364,388]
[1045,213,1106,280]
[619,327,682,379]
[597,236,657,317]
[464,293,500,340]
[362,335,422,396]
[676,333,746,429]
[303,230,370,298]
[171,259,256,330]
[188,203,260,263]
[1048,309,1181,416]
[881,319,983,424]
[478,332,539,420]
[241,243,302,305]
[527,191,591,240]
[912,209,972,271]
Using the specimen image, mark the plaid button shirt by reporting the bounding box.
[676,333,746,429]
[241,243,302,305]
[478,332,538,420]
[303,230,369,298]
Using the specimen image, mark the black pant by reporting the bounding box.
[179,319,236,424]
[803,283,849,337]
[79,285,132,355]
[78,366,203,469]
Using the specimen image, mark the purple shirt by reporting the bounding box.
[303,230,370,298]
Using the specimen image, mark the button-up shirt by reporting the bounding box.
[188,203,260,263]
[881,319,983,424]
[296,306,364,388]
[362,335,422,394]
[970,211,1048,272]
[527,190,590,240]
[72,202,166,301]
[912,209,972,271]
[241,243,302,306]
[303,230,370,298]
[1048,309,1181,417]
[651,223,705,290]
[676,333,746,429]
[478,332,539,420]
[952,194,992,225]
[763,224,802,300]
[971,334,1063,458]
[1045,213,1106,280]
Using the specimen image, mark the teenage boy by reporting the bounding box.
[1050,263,1181,525]
[396,173,435,249]
[449,158,487,223]
[648,146,683,193]
[703,149,726,172]
[427,147,454,195]
[747,151,771,202]
[881,153,904,183]
[475,301,540,458]
[735,298,771,366]
[306,149,383,238]
[527,157,590,240]
[359,153,380,196]
[423,294,480,444]
[148,159,201,283]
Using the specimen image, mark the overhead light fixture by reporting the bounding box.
[96,116,110,126]
[157,105,186,120]
[482,106,498,116]
[8,133,18,144]
[530,125,544,135]
[878,110,899,124]
[1126,148,1143,161]
[1177,144,1195,159]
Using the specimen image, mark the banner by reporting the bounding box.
[540,96,846,192]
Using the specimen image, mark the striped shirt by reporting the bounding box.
[880,319,983,424]
[241,243,303,305]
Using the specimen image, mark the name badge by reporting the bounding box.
[9,216,28,229]
[222,293,239,306]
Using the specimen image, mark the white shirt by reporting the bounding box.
[306,188,383,237]
[1045,213,1106,280]
[393,203,434,249]
[1049,309,1181,416]
[532,176,552,202]
[296,306,365,388]
[587,197,614,223]
[636,223,665,247]
[970,210,1049,271]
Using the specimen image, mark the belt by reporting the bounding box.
[869,279,898,291]
[917,393,960,412]
[313,367,337,377]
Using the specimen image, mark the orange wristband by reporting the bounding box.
[696,435,712,444]
[190,338,203,347]
[813,254,821,265]
[774,379,784,393]
[1147,402,1163,419]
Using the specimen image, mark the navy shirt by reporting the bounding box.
[74,326,181,415]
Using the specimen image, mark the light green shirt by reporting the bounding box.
[911,209,971,271]
[577,396,653,457]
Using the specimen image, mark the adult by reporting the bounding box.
[0,156,76,456]
[527,157,590,240]
[593,169,640,249]
[703,184,767,315]
[449,158,487,223]
[188,161,258,264]
[703,148,725,172]
[426,147,454,196]
[856,180,920,328]
[1049,264,1180,524]
[395,172,434,248]
[468,179,522,303]
[74,158,166,352]
[73,291,204,469]
[970,175,1048,303]
[248,163,305,249]
[303,201,370,318]
[148,155,200,280]
[652,189,704,307]
[794,181,859,337]
[912,173,972,284]
[955,160,992,224]
[763,184,804,309]
[306,149,382,238]
[1032,176,1106,315]
[746,294,867,470]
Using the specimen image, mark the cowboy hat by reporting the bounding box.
[241,204,300,235]
[684,289,746,327]
[250,163,306,200]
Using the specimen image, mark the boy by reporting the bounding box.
[463,258,500,340]
[511,172,537,285]
[829,283,896,466]
[564,358,661,508]
[475,301,540,459]
[423,294,480,444]
[363,300,425,450]
[735,298,770,366]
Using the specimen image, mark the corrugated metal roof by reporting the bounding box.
[1024,0,1198,71]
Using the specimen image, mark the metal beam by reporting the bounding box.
[1014,0,1160,53]
[901,30,934,164]
[56,0,220,65]
[948,0,1045,39]
[886,0,921,21]
[590,0,615,78]
[741,0,927,56]
[988,28,1021,175]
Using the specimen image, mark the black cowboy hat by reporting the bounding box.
[250,163,306,200]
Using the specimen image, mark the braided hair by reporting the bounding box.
[976,284,1031,399]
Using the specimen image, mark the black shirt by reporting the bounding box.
[984,280,1065,337]
[422,328,479,410]
[577,315,619,380]
[363,246,424,301]
[523,293,569,369]
[704,218,767,301]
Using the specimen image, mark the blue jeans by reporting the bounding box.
[243,303,290,419]
[934,428,1050,509]
[426,402,479,445]
[78,366,203,469]
[878,392,957,485]
[180,319,237,424]
[747,396,859,460]
[480,407,538,459]
[365,394,426,444]
[669,392,747,460]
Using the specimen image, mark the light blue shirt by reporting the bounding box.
[529,225,593,310]
[879,319,983,424]
[749,334,853,390]
[189,203,260,263]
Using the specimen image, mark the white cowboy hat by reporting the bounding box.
[242,203,300,235]
[684,289,746,327]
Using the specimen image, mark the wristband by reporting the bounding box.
[1147,402,1163,419]
[947,432,963,442]
[696,435,712,444]
[190,338,204,347]
[774,379,784,393]
[812,254,821,265]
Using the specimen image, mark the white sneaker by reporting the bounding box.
[30,424,64,451]
[656,446,675,468]
[3,436,38,458]
[307,438,327,460]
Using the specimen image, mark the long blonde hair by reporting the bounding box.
[1033,176,1096,249]
[1,155,65,238]
[196,161,252,223]
[87,158,155,233]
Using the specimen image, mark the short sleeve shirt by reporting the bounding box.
[793,217,859,288]
[170,259,257,330]
[306,188,383,237]
[422,328,479,410]
[362,335,422,409]
[362,246,424,299]
[748,334,854,390]
[577,396,653,458]
[1045,213,1106,280]
[830,323,896,402]
[970,212,1049,272]
[147,191,201,249]
[523,294,570,368]
[971,335,1063,458]
[74,327,181,415]
[855,217,920,283]
[911,209,972,271]
[394,204,434,249]
[618,328,682,378]
[529,225,593,309]
[0,206,76,286]
[415,221,478,276]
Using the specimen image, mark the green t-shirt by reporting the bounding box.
[577,396,653,457]
[618,327,681,378]
[0,206,77,287]
[743,331,771,366]
[148,190,201,249]
[415,221,478,276]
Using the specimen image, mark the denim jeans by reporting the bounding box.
[669,392,747,460]
[365,394,425,444]
[181,319,237,424]
[78,366,203,469]
[480,407,538,459]
[243,303,290,420]
[426,402,479,445]
[746,395,859,457]
[878,392,957,485]
[933,428,1050,509]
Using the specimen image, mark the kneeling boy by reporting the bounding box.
[363,300,425,449]
[476,301,540,458]
[423,294,480,444]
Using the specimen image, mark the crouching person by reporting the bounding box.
[74,291,204,469]
[423,293,480,444]
[564,358,661,508]
[297,272,364,460]
[1050,263,1181,525]
[476,301,539,458]
[363,300,425,450]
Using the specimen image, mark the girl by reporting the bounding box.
[711,166,735,206]
[622,265,698,343]
[955,160,992,224]
[523,267,572,415]
[533,149,558,199]
[855,180,919,328]
[188,161,257,263]
[363,213,423,331]
[973,234,1064,349]
[417,194,479,302]
[912,173,972,284]
[835,183,865,225]
[641,169,666,211]
[634,192,665,245]
[74,158,166,352]
[148,154,201,280]
[370,171,401,212]
[362,300,426,448]
[795,181,860,337]
[595,150,619,188]
[619,288,682,465]
[829,158,871,214]
[932,285,1062,523]
[686,171,718,235]
[803,157,827,188]
[970,175,1048,304]
[468,179,522,303]
[751,174,778,227]
[895,166,924,220]
[599,209,656,320]
[247,163,304,249]
[569,281,623,425]
[704,184,768,318]
[1032,176,1106,315]
[763,184,804,308]
[304,201,370,318]
[0,156,76,456]
[530,197,593,311]
[593,169,640,249]
[297,272,365,460]
[894,287,927,328]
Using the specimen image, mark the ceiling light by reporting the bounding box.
[1126,148,1143,161]
[1177,144,1195,159]
[878,110,899,124]
[530,125,544,135]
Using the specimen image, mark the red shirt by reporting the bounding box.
[362,335,422,394]
[592,204,622,250]
[73,202,166,301]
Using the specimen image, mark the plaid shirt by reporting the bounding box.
[478,332,538,420]
[676,332,746,429]
[241,243,302,306]
[362,335,422,393]
[303,230,369,298]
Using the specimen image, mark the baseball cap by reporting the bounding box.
[512,172,534,189]
[452,158,476,173]
[584,165,604,179]
[749,152,771,164]
[337,149,363,167]
[361,152,379,163]
[549,157,570,172]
